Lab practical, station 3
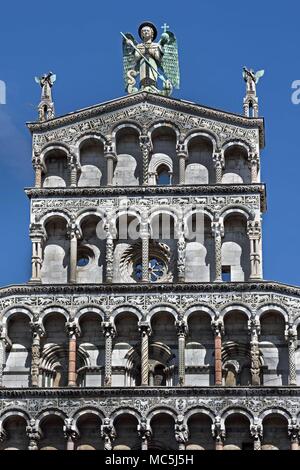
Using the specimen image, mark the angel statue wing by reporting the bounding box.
[255,69,264,83]
[122,33,138,91]
[49,73,57,85]
[161,31,180,89]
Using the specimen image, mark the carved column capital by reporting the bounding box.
[288,418,300,444]
[250,419,263,450]
[138,322,152,337]
[248,316,261,339]
[65,321,81,339]
[101,418,116,451]
[175,318,188,337]
[66,221,82,241]
[211,316,224,337]
[138,418,152,449]
[102,321,116,339]
[212,221,224,238]
[212,416,225,445]
[26,419,42,450]
[175,415,189,449]
[63,418,79,442]
[247,220,261,240]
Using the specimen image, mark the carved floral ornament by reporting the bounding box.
[29,99,262,156]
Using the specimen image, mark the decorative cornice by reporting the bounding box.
[0,386,299,399]
[26,92,265,147]
[25,184,266,210]
[0,280,300,299]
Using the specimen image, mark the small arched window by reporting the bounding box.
[157,165,171,185]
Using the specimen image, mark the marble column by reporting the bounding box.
[67,221,81,284]
[103,139,116,186]
[138,419,152,450]
[176,144,187,185]
[286,324,297,386]
[177,220,186,282]
[211,317,224,386]
[140,135,152,186]
[212,221,224,282]
[176,318,187,386]
[248,317,261,386]
[33,157,43,188]
[140,211,150,282]
[247,221,262,280]
[212,416,225,450]
[30,322,44,387]
[213,151,224,183]
[249,152,259,183]
[250,420,262,450]
[66,322,80,387]
[0,330,8,388]
[29,224,45,283]
[26,419,41,450]
[139,323,151,386]
[103,322,115,387]
[101,418,116,450]
[288,419,300,450]
[105,220,115,283]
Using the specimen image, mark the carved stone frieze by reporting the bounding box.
[27,94,264,151]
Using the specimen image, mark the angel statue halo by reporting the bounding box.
[121,21,180,97]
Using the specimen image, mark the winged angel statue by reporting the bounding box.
[121,22,180,96]
[243,67,264,95]
[35,71,56,100]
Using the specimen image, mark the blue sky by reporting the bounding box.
[0,0,299,286]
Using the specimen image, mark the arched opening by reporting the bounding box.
[222,145,250,184]
[114,128,140,186]
[186,136,214,184]
[262,414,289,450]
[39,415,65,450]
[42,149,68,188]
[112,313,140,386]
[113,414,139,450]
[76,413,103,450]
[223,414,252,450]
[77,215,105,283]
[113,214,141,283]
[149,312,177,386]
[157,164,171,185]
[186,413,214,450]
[150,127,177,184]
[223,311,251,386]
[78,313,104,386]
[260,312,288,386]
[149,413,177,450]
[41,216,69,284]
[40,314,68,387]
[149,212,175,282]
[78,138,105,187]
[222,214,250,281]
[3,314,31,388]
[186,312,214,385]
[185,214,214,281]
[0,416,28,450]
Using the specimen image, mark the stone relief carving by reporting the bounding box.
[30,100,262,154]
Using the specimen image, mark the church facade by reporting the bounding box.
[0,25,300,451]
